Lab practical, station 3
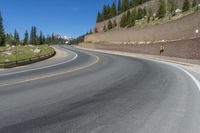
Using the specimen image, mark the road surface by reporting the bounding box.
[0,45,200,133]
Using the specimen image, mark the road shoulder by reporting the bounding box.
[77,46,200,77]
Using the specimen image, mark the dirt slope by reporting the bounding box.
[95,0,200,33]
[86,10,200,43]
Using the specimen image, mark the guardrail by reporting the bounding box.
[0,47,56,68]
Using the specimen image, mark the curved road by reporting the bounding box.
[0,45,200,133]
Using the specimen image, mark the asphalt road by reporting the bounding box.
[0,45,200,133]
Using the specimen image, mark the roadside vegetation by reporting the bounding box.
[69,31,93,45]
[0,12,68,47]
[95,0,199,33]
[96,0,150,23]
[0,45,54,64]
[0,12,56,65]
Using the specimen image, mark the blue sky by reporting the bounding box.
[0,0,113,38]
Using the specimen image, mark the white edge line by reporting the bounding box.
[158,61,200,91]
[176,66,200,91]
[78,47,200,91]
[0,47,78,76]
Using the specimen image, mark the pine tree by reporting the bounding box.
[182,0,190,12]
[23,30,29,45]
[34,27,38,45]
[107,5,111,19]
[168,0,177,16]
[96,11,102,22]
[129,0,134,7]
[14,29,20,46]
[0,12,5,46]
[128,9,136,27]
[138,0,145,5]
[30,27,33,45]
[156,0,166,18]
[126,10,131,26]
[103,5,110,20]
[39,31,43,45]
[108,20,113,30]
[121,0,129,12]
[89,29,93,34]
[192,0,197,8]
[102,5,107,20]
[110,2,117,17]
[51,33,55,44]
[133,0,138,6]
[134,0,144,6]
[30,26,37,45]
[120,14,127,28]
[42,36,46,44]
[143,7,147,17]
[121,0,125,12]
[45,35,50,44]
[125,0,130,10]
[6,33,14,45]
[118,0,122,14]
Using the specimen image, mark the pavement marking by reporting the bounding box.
[149,59,200,91]
[137,58,200,91]
[171,65,200,91]
[0,47,78,76]
[141,60,200,91]
[0,54,100,88]
[78,47,200,91]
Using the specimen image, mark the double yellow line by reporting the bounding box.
[0,54,100,88]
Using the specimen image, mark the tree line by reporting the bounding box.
[70,30,93,45]
[99,0,198,32]
[0,12,63,46]
[96,0,150,22]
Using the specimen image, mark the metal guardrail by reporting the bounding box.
[0,47,56,68]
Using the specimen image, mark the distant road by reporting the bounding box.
[0,45,200,133]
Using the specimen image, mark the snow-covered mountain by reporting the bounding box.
[55,34,73,41]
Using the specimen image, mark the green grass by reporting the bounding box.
[0,44,54,64]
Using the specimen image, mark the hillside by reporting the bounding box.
[85,0,200,44]
[95,0,200,33]
[85,10,200,43]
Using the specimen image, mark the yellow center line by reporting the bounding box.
[0,54,100,88]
